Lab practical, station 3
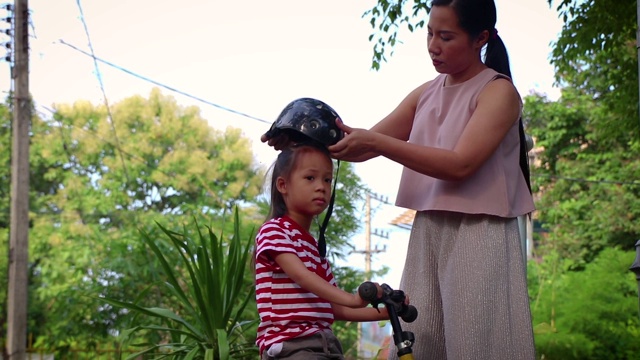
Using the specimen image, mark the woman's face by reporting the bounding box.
[427,6,485,77]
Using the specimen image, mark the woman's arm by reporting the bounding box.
[331,78,520,180]
[327,82,428,162]
[369,82,429,140]
[273,252,367,308]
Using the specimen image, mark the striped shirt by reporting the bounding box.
[255,216,337,353]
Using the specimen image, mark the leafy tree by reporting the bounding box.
[364,2,640,358]
[528,247,640,359]
[549,0,638,144]
[364,1,430,70]
[1,89,266,356]
[2,86,376,357]
[528,0,640,266]
[523,90,640,267]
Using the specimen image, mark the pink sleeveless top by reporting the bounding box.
[395,68,535,218]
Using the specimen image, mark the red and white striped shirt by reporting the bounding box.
[255,216,337,353]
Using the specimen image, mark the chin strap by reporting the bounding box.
[318,160,340,258]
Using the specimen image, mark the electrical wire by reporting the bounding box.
[532,173,640,187]
[58,39,271,125]
[75,0,130,184]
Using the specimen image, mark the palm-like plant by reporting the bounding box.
[102,207,259,359]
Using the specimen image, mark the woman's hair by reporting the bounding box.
[431,0,532,193]
[266,142,332,220]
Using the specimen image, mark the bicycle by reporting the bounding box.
[358,281,418,360]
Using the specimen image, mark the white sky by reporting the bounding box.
[1,0,563,288]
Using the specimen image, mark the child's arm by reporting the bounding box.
[331,303,389,322]
[273,252,367,308]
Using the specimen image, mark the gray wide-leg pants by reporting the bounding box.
[388,211,536,360]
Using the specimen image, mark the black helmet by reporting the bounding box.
[266,98,344,146]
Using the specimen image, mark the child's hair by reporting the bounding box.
[266,142,333,220]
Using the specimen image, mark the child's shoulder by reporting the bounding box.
[260,216,299,230]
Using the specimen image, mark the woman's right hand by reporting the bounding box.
[261,129,293,151]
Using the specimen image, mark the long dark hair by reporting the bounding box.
[431,0,532,193]
[266,143,333,220]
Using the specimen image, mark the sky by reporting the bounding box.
[0,0,563,288]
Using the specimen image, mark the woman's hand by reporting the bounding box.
[328,119,379,162]
[260,129,293,151]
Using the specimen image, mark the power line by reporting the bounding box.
[58,39,271,125]
[75,0,130,184]
[532,173,640,187]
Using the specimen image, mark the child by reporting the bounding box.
[255,142,388,360]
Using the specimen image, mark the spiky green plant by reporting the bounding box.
[101,207,258,359]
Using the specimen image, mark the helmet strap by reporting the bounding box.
[318,160,340,258]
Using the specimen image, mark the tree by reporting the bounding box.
[548,0,638,144]
[523,90,640,267]
[364,3,640,358]
[2,87,375,357]
[363,1,430,70]
[520,0,640,266]
[1,89,266,355]
[528,247,640,359]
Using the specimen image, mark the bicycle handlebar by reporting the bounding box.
[358,281,418,323]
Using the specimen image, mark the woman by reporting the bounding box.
[327,0,536,359]
[263,0,536,358]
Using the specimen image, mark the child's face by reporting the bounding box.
[278,148,334,220]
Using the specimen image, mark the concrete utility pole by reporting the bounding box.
[7,0,30,358]
[353,192,389,358]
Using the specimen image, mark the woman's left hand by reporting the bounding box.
[329,119,379,162]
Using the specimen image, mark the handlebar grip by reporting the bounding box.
[358,281,378,302]
[401,305,418,323]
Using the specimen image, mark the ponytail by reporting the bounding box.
[485,32,532,194]
[484,31,511,78]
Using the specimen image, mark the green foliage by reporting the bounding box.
[363,0,430,70]
[324,161,368,260]
[0,90,265,355]
[548,0,638,144]
[1,86,372,357]
[521,0,640,271]
[524,90,640,267]
[529,247,640,359]
[101,207,258,360]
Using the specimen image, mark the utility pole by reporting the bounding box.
[7,0,30,359]
[353,192,389,275]
[353,192,389,359]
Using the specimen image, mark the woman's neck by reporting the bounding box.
[445,63,488,86]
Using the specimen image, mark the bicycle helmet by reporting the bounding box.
[266,97,344,146]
